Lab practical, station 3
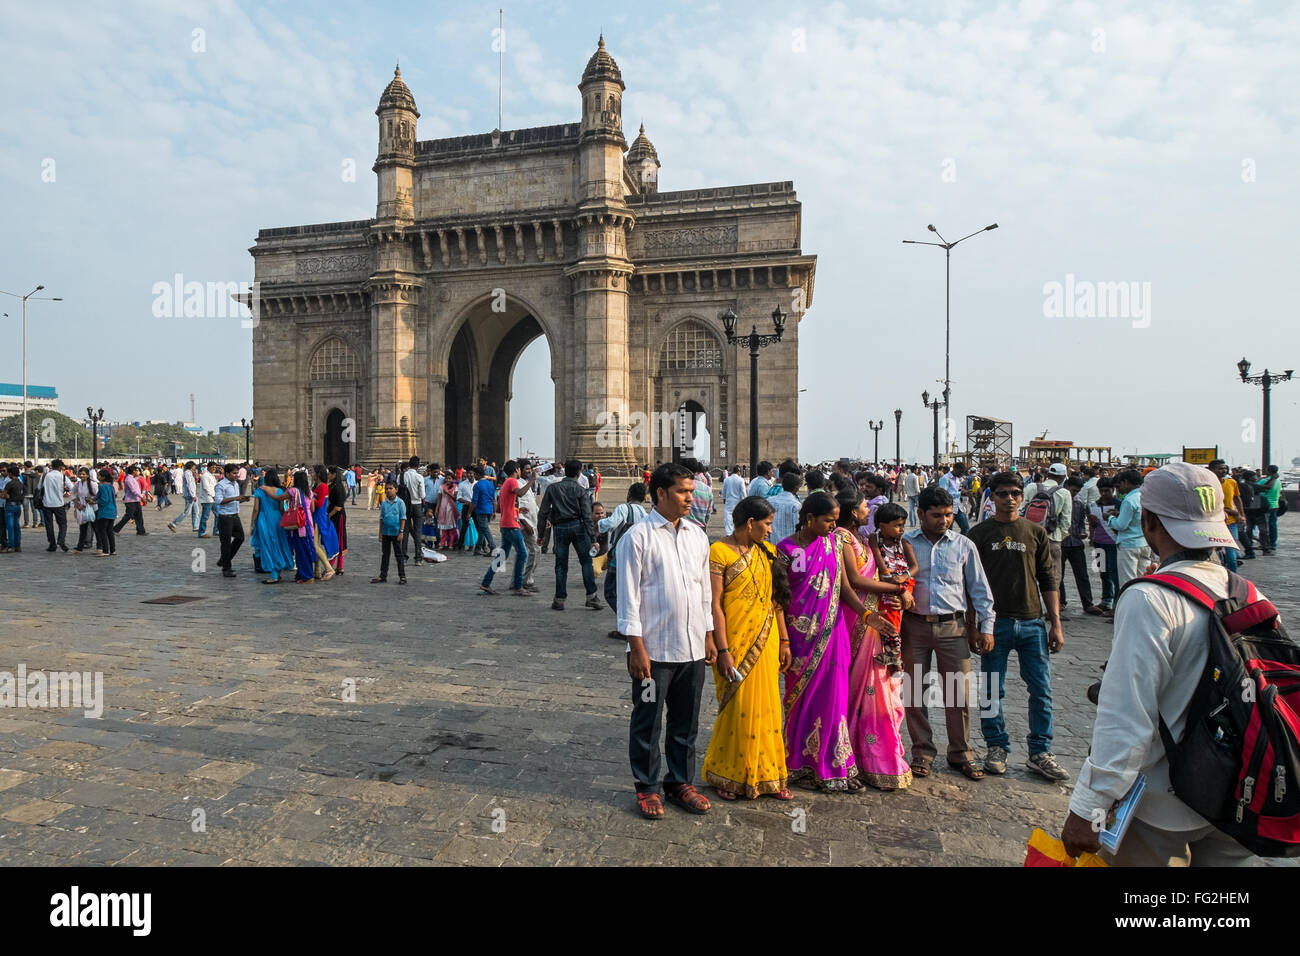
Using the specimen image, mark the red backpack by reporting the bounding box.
[1121,569,1300,856]
[1023,482,1064,533]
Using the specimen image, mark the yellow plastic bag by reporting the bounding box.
[1024,827,1109,867]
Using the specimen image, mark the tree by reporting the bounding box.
[0,410,93,460]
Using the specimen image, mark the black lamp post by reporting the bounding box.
[86,407,104,470]
[1237,358,1293,470]
[868,420,884,467]
[903,222,998,425]
[922,390,943,471]
[241,417,254,464]
[893,408,902,471]
[721,304,786,475]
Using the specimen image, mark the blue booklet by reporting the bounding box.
[1098,774,1146,852]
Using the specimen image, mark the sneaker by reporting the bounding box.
[551,599,565,610]
[1026,752,1070,781]
[983,746,1008,775]
[584,595,604,611]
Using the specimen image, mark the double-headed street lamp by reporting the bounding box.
[868,420,884,467]
[922,390,944,471]
[1,284,64,460]
[903,223,998,426]
[86,407,105,470]
[241,417,254,464]
[1237,358,1293,470]
[721,304,786,476]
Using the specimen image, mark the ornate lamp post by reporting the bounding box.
[721,304,786,475]
[241,417,254,464]
[1237,358,1293,470]
[868,420,884,467]
[922,390,943,472]
[893,408,902,470]
[86,407,105,470]
[902,223,998,425]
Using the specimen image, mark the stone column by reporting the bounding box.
[366,261,422,464]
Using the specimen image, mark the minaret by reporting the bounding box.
[368,66,423,463]
[374,65,418,222]
[626,124,660,195]
[566,37,637,471]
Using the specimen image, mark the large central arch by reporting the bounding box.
[438,293,556,467]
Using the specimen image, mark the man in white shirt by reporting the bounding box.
[1078,466,1100,511]
[197,462,218,537]
[721,465,746,535]
[41,459,73,552]
[169,462,198,533]
[401,456,426,564]
[455,470,476,551]
[905,466,921,526]
[618,462,716,819]
[1061,462,1254,866]
[516,460,541,592]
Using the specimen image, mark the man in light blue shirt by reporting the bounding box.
[902,485,996,779]
[747,461,774,497]
[214,463,248,578]
[769,472,802,543]
[1106,468,1150,585]
[345,465,357,505]
[939,463,970,534]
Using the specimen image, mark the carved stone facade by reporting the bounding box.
[250,41,815,470]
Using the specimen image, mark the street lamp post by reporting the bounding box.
[893,408,902,470]
[721,304,786,476]
[1237,358,1294,470]
[86,407,105,470]
[1,285,64,460]
[922,390,943,472]
[868,420,884,467]
[903,223,998,426]
[241,417,254,464]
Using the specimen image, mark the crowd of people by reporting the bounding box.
[1,447,1291,866]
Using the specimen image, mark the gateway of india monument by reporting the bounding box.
[249,37,816,471]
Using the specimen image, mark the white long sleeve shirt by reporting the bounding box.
[1069,558,1247,832]
[616,508,713,662]
[198,471,217,503]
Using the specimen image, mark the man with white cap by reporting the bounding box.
[1020,462,1072,606]
[1061,461,1254,866]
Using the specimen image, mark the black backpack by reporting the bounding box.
[1118,569,1300,856]
[1239,479,1261,513]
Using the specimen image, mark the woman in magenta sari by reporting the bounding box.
[833,490,913,791]
[776,493,871,791]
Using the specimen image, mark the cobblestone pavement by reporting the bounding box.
[1,501,1296,866]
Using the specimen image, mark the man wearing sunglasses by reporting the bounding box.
[968,470,1068,781]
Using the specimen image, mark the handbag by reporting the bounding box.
[280,493,305,530]
[77,505,95,524]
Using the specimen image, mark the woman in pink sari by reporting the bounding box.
[776,493,872,791]
[833,490,913,791]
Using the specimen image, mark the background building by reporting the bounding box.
[0,383,58,420]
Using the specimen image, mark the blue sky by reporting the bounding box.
[2,0,1298,465]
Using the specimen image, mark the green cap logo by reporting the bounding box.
[1194,485,1217,512]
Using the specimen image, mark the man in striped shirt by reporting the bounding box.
[618,462,716,819]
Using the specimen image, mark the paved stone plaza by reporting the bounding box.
[1,504,1296,866]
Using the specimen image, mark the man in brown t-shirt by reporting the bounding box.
[967,470,1067,781]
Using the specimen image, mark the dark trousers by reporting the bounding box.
[604,563,619,614]
[94,517,115,554]
[379,533,406,580]
[43,505,68,548]
[217,514,244,569]
[1096,543,1119,606]
[403,500,423,560]
[1061,544,1094,608]
[1244,511,1268,555]
[115,501,145,534]
[552,519,596,600]
[628,657,706,795]
[75,517,96,551]
[901,615,975,764]
[472,513,495,554]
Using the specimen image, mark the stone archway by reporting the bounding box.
[439,294,556,467]
[323,408,349,466]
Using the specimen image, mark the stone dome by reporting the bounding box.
[626,124,659,165]
[581,36,624,89]
[377,65,419,115]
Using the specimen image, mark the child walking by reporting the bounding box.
[372,481,407,584]
[866,503,916,669]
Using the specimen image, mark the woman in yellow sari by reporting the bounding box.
[702,495,794,800]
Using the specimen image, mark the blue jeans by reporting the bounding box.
[482,526,526,590]
[4,503,19,548]
[1221,523,1240,572]
[552,519,596,600]
[979,617,1054,756]
[197,502,215,535]
[1268,508,1278,551]
[953,510,970,534]
[472,513,495,554]
[908,495,919,526]
[172,495,195,528]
